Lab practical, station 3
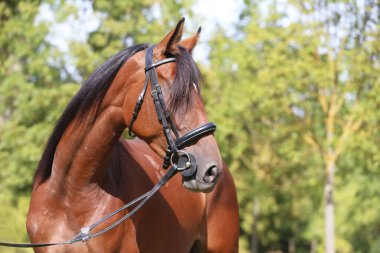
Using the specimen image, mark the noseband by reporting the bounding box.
[128,45,217,177]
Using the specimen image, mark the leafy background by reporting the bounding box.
[0,1,379,253]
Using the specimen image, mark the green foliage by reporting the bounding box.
[0,1,80,195]
[0,196,33,253]
[0,0,79,246]
[69,0,195,80]
[204,0,380,252]
[0,83,79,194]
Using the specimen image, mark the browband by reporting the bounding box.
[145,58,176,72]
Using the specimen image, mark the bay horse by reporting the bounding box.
[26,18,239,253]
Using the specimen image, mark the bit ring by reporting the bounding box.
[170,150,192,171]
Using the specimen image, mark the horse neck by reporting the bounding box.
[49,75,133,197]
[50,104,125,194]
[46,55,149,200]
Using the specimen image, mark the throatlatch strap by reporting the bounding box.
[128,46,175,137]
[146,46,179,153]
[128,75,149,136]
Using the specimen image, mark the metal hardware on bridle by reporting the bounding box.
[128,45,217,177]
[0,45,217,249]
[170,150,191,171]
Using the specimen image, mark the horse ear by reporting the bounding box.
[156,17,185,55]
[179,27,201,54]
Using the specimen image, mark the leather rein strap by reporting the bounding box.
[0,165,178,248]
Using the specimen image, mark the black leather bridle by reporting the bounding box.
[128,45,217,178]
[0,45,217,249]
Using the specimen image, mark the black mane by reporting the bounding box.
[35,44,149,182]
[34,43,202,183]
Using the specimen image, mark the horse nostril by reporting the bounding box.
[203,166,219,184]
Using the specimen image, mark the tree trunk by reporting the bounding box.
[251,197,260,253]
[310,239,317,253]
[325,159,335,253]
[289,238,296,253]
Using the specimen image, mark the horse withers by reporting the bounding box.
[26,18,239,253]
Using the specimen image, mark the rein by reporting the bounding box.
[0,165,178,248]
[0,45,216,249]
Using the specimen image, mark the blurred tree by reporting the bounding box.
[0,0,78,196]
[69,0,196,81]
[205,0,380,252]
[0,1,78,249]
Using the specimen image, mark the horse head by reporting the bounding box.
[122,18,222,192]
